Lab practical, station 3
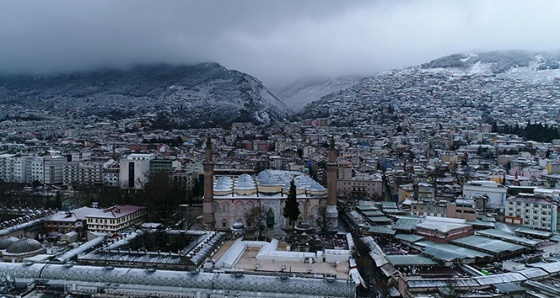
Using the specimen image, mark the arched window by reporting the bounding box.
[246,201,254,211]
[213,202,220,213]
[221,202,228,213]
[222,219,227,228]
[235,201,245,213]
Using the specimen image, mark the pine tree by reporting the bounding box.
[283,179,300,230]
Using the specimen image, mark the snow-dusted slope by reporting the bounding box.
[421,50,560,82]
[0,63,292,127]
[275,75,361,112]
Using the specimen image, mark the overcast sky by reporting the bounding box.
[1,0,559,88]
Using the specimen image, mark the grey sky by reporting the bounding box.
[0,0,559,88]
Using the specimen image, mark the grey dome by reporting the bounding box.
[0,236,19,250]
[257,171,271,180]
[308,182,326,191]
[259,175,280,186]
[6,238,43,254]
[216,177,233,185]
[236,181,255,189]
[215,182,231,191]
[231,219,245,230]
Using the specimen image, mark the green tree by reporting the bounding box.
[283,179,300,230]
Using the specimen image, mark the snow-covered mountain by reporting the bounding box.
[421,50,560,83]
[0,63,292,128]
[274,76,361,112]
[299,50,560,124]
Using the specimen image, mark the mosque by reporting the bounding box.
[202,137,339,234]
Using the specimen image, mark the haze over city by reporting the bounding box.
[1,0,560,87]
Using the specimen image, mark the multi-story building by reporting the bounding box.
[103,167,120,187]
[0,155,66,185]
[67,150,92,162]
[463,180,507,210]
[336,160,383,199]
[171,170,195,197]
[85,205,146,234]
[445,199,477,221]
[149,157,181,177]
[102,159,119,187]
[45,206,101,236]
[43,156,66,185]
[0,154,17,182]
[410,200,447,217]
[184,161,203,174]
[416,182,435,202]
[504,194,558,232]
[63,161,104,186]
[119,154,155,190]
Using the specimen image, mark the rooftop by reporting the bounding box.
[87,205,145,219]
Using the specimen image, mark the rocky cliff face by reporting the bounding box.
[0,63,292,128]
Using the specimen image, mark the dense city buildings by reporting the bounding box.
[3,54,560,297]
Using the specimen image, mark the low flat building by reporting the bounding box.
[46,206,101,236]
[415,217,473,243]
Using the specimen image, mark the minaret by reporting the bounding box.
[203,136,215,229]
[326,137,339,231]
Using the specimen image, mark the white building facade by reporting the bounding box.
[119,154,155,190]
[463,180,507,210]
[0,154,65,184]
[504,194,558,232]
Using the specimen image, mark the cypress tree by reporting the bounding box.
[283,179,300,230]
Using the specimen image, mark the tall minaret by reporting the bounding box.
[326,137,339,231]
[202,136,215,229]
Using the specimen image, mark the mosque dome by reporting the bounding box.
[259,175,280,186]
[6,238,44,254]
[238,174,253,183]
[231,219,245,231]
[257,171,271,180]
[236,181,255,189]
[0,236,19,250]
[308,182,326,191]
[215,182,232,191]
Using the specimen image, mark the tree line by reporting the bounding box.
[495,121,560,143]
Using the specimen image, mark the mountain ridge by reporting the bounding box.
[0,63,292,128]
[299,50,560,124]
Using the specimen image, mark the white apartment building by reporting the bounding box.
[0,154,65,184]
[504,194,558,232]
[29,156,65,184]
[68,151,92,162]
[463,180,507,210]
[63,161,104,186]
[0,154,17,182]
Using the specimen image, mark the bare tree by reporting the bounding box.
[315,205,330,234]
[247,206,267,240]
[141,170,183,224]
